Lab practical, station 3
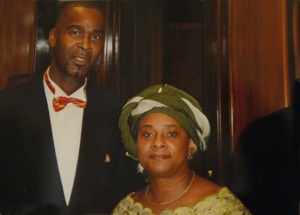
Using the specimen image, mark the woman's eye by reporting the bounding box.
[168,132,176,137]
[144,133,152,137]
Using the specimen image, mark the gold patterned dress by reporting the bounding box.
[112,187,252,215]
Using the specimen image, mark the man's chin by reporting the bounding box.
[67,67,89,78]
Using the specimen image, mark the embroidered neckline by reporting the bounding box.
[145,171,195,205]
[128,187,230,214]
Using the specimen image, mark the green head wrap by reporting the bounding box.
[119,84,210,160]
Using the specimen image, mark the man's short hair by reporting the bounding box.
[55,1,105,27]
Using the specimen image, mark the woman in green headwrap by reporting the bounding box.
[112,84,251,215]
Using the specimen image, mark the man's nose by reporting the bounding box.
[78,35,91,51]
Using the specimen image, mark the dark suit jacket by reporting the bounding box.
[236,79,300,214]
[0,75,144,215]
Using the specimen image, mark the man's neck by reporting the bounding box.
[48,67,86,96]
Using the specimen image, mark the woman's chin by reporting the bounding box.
[146,167,173,176]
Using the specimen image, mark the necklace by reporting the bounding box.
[145,171,195,206]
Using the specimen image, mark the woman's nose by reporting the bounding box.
[152,136,166,149]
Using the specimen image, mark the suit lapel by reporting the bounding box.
[19,76,65,207]
[69,84,116,207]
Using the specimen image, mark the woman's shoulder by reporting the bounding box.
[165,187,251,215]
[184,176,251,214]
[191,187,252,214]
[189,175,221,201]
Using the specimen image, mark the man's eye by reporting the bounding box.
[71,31,80,36]
[92,35,102,40]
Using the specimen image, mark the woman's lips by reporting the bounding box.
[149,154,170,160]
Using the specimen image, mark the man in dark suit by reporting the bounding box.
[0,2,143,215]
[236,79,300,214]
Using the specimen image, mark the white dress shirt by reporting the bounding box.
[43,69,86,205]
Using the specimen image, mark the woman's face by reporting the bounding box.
[136,112,195,176]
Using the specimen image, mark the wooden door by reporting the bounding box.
[0,0,36,90]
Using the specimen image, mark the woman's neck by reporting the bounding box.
[146,169,194,205]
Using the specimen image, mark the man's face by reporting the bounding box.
[49,7,104,78]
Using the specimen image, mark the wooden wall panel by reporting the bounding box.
[166,29,204,104]
[98,1,121,92]
[204,0,231,186]
[229,0,291,148]
[287,0,300,81]
[204,0,298,188]
[149,8,163,86]
[119,2,157,98]
[0,0,36,90]
[118,2,138,97]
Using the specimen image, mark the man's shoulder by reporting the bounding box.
[0,75,43,105]
[252,107,292,129]
[245,106,293,148]
[0,75,42,95]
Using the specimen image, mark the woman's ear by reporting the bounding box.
[48,28,57,48]
[188,138,196,156]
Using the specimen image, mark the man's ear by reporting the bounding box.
[48,28,57,48]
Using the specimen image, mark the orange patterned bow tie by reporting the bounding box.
[44,70,87,112]
[52,96,87,112]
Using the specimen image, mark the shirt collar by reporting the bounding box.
[44,66,87,101]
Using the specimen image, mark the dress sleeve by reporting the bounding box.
[192,187,252,214]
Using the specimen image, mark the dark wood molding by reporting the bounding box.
[204,0,232,186]
[167,23,204,30]
[99,1,122,93]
